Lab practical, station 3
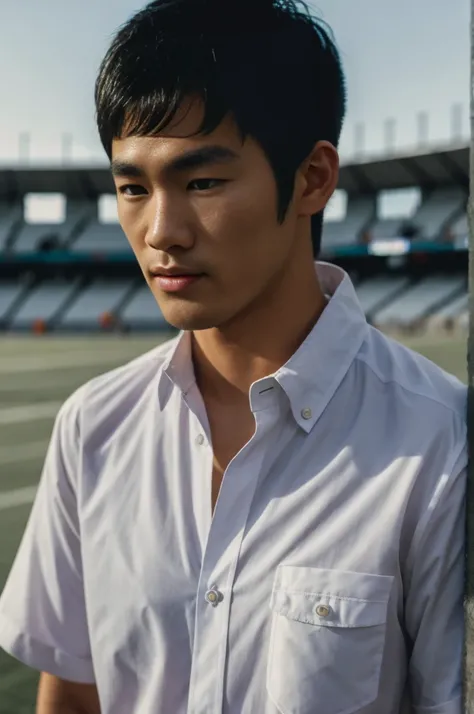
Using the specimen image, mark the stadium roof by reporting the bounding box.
[0,142,469,199]
[338,142,469,194]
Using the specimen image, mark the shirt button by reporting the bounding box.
[315,604,331,618]
[196,434,205,446]
[205,586,223,607]
[301,407,313,420]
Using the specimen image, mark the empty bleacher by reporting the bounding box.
[367,217,406,242]
[322,196,375,247]
[0,283,27,323]
[450,213,468,245]
[70,223,131,253]
[355,276,411,316]
[119,285,170,330]
[372,275,466,327]
[0,204,22,252]
[10,281,80,329]
[411,187,466,241]
[58,280,134,330]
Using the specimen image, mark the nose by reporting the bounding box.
[145,191,194,252]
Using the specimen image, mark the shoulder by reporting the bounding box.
[355,327,466,422]
[54,336,179,439]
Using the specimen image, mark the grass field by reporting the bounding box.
[0,331,468,712]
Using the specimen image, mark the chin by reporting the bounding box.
[160,305,222,332]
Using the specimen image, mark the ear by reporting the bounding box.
[295,141,340,217]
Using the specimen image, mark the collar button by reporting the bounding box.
[301,407,313,420]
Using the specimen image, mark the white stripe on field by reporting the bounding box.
[0,486,37,511]
[0,349,143,375]
[0,440,47,465]
[0,402,61,425]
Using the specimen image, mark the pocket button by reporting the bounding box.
[315,604,331,618]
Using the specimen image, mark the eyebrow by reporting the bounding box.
[110,145,239,178]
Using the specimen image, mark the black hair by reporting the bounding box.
[95,0,346,255]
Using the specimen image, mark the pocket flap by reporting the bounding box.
[270,565,393,629]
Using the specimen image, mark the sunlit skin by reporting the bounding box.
[111,100,340,407]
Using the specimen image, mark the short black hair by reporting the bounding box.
[95,0,346,254]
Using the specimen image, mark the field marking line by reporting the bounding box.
[0,349,146,375]
[0,377,85,393]
[0,486,37,512]
[0,440,47,465]
[0,402,61,425]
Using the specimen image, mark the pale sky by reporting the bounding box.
[0,0,470,166]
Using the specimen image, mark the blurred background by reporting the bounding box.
[0,0,470,710]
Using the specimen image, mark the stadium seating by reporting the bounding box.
[367,217,407,242]
[365,187,466,244]
[411,187,466,241]
[0,204,22,252]
[355,276,411,316]
[0,283,27,322]
[58,280,134,330]
[432,291,468,320]
[10,281,80,329]
[372,275,466,327]
[119,285,170,330]
[322,196,375,247]
[70,222,132,253]
[450,213,468,244]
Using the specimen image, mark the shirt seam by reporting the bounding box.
[405,436,467,581]
[355,352,465,419]
[411,694,462,712]
[273,589,387,603]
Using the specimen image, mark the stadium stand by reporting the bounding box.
[372,275,466,328]
[58,280,135,330]
[432,291,468,320]
[367,188,466,243]
[367,217,407,242]
[450,213,468,243]
[11,200,94,253]
[0,283,28,323]
[10,281,81,330]
[71,222,132,253]
[0,143,469,333]
[0,203,22,252]
[322,196,375,246]
[355,276,411,316]
[411,187,466,241]
[119,285,169,330]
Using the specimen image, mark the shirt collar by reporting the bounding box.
[273,262,368,433]
[158,262,368,431]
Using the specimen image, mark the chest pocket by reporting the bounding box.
[267,565,393,714]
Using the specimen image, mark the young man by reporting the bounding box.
[0,1,467,713]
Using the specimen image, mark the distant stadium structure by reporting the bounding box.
[0,141,469,335]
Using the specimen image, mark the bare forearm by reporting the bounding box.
[36,673,101,714]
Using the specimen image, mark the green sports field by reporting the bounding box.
[0,332,468,712]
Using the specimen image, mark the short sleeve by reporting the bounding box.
[0,388,95,684]
[404,440,467,714]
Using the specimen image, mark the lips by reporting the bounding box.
[153,274,202,293]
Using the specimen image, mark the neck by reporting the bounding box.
[192,251,327,405]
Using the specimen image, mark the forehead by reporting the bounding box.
[111,100,243,165]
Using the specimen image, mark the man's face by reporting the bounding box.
[111,102,307,331]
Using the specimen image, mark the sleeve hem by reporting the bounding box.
[0,611,95,684]
[412,696,462,714]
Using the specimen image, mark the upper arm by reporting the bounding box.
[404,444,466,713]
[0,391,95,684]
[37,673,101,714]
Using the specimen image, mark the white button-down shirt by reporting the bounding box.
[0,263,467,714]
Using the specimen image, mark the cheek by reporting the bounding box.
[204,184,277,254]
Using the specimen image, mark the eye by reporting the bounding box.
[188,179,226,191]
[118,184,147,196]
